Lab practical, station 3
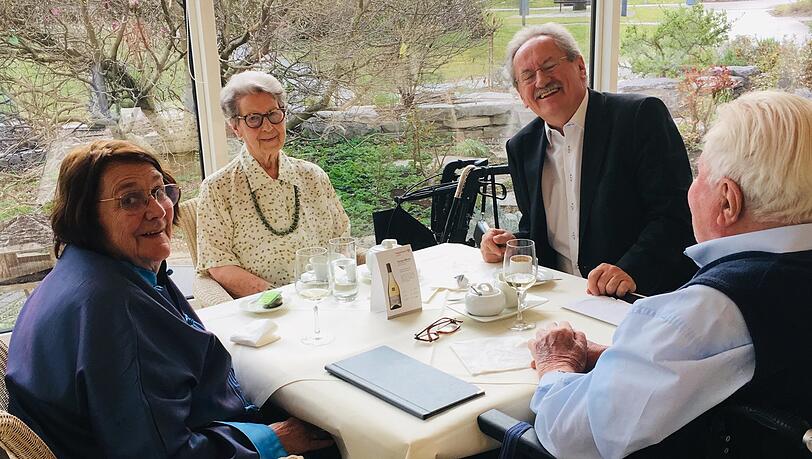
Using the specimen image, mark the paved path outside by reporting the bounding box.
[703,0,809,44]
[494,0,810,45]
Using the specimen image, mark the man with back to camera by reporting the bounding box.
[480,24,697,296]
[526,90,812,458]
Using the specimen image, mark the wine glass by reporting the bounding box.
[295,247,334,346]
[503,239,538,331]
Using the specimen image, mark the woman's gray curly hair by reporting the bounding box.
[220,71,287,121]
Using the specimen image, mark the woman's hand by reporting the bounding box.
[208,265,270,298]
[270,418,334,454]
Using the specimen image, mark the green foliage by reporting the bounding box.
[621,5,730,77]
[719,36,812,90]
[450,139,490,158]
[285,136,431,236]
[372,92,400,109]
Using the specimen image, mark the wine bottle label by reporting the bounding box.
[388,272,402,309]
[372,245,421,319]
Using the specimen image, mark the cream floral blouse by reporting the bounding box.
[196,146,350,287]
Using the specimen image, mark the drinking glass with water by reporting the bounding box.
[328,237,358,302]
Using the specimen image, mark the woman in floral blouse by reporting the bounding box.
[197,71,350,298]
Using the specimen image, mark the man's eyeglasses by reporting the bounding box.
[516,56,569,87]
[98,184,181,212]
[233,109,286,128]
[414,317,463,342]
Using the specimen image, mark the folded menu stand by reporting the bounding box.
[325,345,484,419]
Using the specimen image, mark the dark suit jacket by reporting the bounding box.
[507,89,697,295]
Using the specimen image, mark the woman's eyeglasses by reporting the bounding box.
[414,317,463,342]
[98,184,181,212]
[233,109,286,128]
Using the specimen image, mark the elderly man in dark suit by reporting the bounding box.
[480,24,697,297]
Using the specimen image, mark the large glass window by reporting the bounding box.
[618,0,811,172]
[0,0,599,328]
[212,0,594,246]
[0,1,202,331]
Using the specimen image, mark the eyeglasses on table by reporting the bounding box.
[414,317,463,342]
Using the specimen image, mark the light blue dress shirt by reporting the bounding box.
[530,223,812,459]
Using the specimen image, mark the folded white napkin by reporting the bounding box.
[230,319,280,347]
[450,336,531,376]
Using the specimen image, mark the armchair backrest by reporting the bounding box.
[176,198,200,267]
[0,340,56,459]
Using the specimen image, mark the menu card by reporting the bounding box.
[370,245,421,319]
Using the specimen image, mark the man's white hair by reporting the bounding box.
[220,70,287,121]
[702,90,812,224]
[504,23,582,87]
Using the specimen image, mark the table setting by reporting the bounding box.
[197,242,618,459]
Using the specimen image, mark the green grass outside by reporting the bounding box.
[487,0,680,8]
[622,4,679,23]
[440,13,592,81]
[440,3,672,81]
[0,169,40,224]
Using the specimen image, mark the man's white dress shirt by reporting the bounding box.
[530,223,812,459]
[541,91,589,276]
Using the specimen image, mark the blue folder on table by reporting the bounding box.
[325,345,485,419]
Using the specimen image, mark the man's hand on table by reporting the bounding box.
[586,263,637,297]
[480,229,515,262]
[271,417,334,454]
[528,321,588,378]
[585,339,609,371]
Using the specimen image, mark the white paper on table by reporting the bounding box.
[562,296,631,326]
[450,336,531,376]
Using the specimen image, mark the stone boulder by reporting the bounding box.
[617,78,681,116]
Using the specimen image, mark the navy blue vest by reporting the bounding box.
[631,249,812,458]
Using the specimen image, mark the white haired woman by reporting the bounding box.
[197,71,350,298]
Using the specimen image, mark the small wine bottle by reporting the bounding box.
[386,263,402,310]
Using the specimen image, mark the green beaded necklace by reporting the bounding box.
[246,173,300,236]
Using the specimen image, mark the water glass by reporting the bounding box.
[328,237,358,302]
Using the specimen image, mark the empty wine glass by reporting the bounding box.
[295,247,333,346]
[503,239,538,331]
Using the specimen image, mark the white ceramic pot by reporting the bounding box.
[465,283,505,316]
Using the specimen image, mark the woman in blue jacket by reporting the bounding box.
[5,140,333,458]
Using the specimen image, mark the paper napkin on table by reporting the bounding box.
[562,296,631,326]
[230,319,280,347]
[450,336,532,376]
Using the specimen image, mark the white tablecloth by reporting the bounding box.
[198,243,616,459]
